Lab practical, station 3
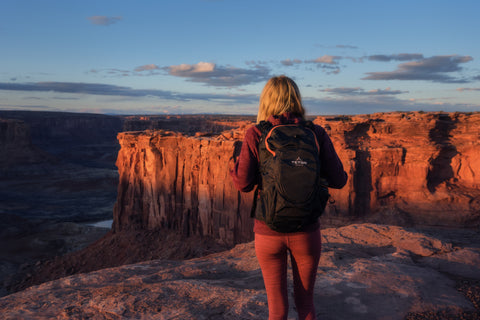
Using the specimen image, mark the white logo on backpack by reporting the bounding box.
[291,157,308,167]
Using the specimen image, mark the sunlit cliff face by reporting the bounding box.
[315,112,480,224]
[113,131,255,245]
[113,112,480,245]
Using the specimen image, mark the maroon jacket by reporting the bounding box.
[230,112,348,235]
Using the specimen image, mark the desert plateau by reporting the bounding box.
[0,110,479,319]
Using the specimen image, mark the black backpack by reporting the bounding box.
[251,120,329,233]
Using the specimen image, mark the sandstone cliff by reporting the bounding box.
[114,112,480,245]
[114,130,253,245]
[314,111,480,227]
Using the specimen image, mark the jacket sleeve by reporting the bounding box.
[315,125,348,189]
[229,126,260,192]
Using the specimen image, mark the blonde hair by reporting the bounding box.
[257,75,305,123]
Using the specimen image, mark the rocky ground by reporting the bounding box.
[7,228,231,295]
[1,223,479,320]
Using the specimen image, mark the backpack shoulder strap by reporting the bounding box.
[295,120,319,151]
[251,121,272,218]
[257,120,273,134]
[302,120,315,130]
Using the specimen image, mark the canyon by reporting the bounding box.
[113,111,480,245]
[0,111,124,296]
[0,111,256,294]
[1,110,479,319]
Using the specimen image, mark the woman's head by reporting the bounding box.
[257,75,305,123]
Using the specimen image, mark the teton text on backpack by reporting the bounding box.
[252,121,329,233]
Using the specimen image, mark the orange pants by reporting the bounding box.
[255,229,322,320]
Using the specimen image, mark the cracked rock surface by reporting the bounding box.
[1,223,479,320]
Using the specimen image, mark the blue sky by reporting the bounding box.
[1,0,479,115]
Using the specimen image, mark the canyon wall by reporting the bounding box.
[0,111,123,169]
[114,112,480,245]
[0,111,123,145]
[0,111,122,222]
[314,112,480,227]
[0,119,48,168]
[113,130,253,245]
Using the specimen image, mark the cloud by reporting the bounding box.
[135,64,160,72]
[280,59,303,66]
[315,44,358,50]
[89,68,134,77]
[302,95,477,115]
[168,62,216,74]
[320,87,406,96]
[0,82,174,98]
[336,45,358,49]
[304,89,480,115]
[245,60,269,66]
[367,54,424,62]
[307,55,341,65]
[279,55,342,74]
[3,82,478,115]
[0,104,61,112]
[280,55,341,66]
[366,88,407,95]
[0,81,258,105]
[87,16,122,26]
[90,61,271,86]
[363,55,474,83]
[163,62,271,86]
[457,87,480,92]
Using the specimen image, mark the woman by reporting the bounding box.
[230,75,347,320]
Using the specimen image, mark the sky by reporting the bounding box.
[1,0,480,116]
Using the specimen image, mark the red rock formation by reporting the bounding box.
[315,112,480,227]
[113,130,254,245]
[113,112,480,245]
